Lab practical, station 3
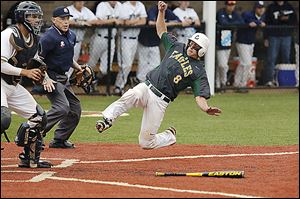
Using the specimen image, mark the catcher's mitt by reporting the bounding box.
[27,57,47,84]
[69,64,95,94]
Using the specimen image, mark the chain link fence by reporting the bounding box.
[8,24,298,95]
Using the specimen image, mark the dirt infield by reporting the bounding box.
[1,143,299,198]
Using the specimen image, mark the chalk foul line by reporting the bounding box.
[46,176,263,198]
[78,151,299,164]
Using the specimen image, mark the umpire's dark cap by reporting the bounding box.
[53,6,73,17]
[254,1,265,8]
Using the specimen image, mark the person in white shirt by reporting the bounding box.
[68,1,98,62]
[66,1,98,79]
[88,1,122,87]
[173,1,201,44]
[113,1,147,96]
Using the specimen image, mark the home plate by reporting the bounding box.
[11,111,129,118]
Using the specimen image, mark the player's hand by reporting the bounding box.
[264,39,269,47]
[206,107,222,116]
[22,68,42,81]
[182,19,193,27]
[158,1,167,12]
[260,22,266,27]
[75,69,84,86]
[249,22,257,28]
[43,77,56,93]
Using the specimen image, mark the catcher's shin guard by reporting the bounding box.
[96,118,112,133]
[18,130,52,168]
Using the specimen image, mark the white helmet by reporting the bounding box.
[188,33,209,58]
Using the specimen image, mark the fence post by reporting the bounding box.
[203,1,216,95]
[106,26,112,96]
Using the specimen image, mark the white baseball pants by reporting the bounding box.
[216,49,231,88]
[235,43,254,88]
[137,44,161,82]
[1,78,37,122]
[115,38,138,89]
[88,34,115,75]
[102,82,176,149]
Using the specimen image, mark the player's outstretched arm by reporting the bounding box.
[195,96,222,116]
[156,1,167,39]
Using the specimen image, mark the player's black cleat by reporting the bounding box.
[96,118,112,133]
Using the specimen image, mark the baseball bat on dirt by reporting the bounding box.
[155,171,245,178]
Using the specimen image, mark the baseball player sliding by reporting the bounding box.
[96,1,222,149]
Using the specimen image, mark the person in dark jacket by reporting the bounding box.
[215,1,244,92]
[262,1,298,86]
[234,1,266,92]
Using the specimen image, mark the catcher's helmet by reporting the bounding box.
[15,1,43,35]
[188,33,209,58]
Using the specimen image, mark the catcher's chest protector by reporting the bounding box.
[8,26,39,68]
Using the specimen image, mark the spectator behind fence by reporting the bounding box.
[262,1,298,87]
[66,1,98,79]
[88,1,122,93]
[173,1,201,44]
[2,1,21,30]
[216,1,244,93]
[113,1,147,96]
[137,2,181,84]
[234,1,266,93]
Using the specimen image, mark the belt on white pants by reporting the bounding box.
[145,80,171,103]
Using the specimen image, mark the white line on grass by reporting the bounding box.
[47,176,264,198]
[11,111,129,118]
[79,151,299,164]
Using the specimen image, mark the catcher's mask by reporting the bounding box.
[69,64,95,94]
[15,1,44,35]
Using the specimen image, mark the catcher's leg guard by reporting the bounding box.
[1,106,12,143]
[16,105,52,168]
[96,117,112,133]
[28,104,47,134]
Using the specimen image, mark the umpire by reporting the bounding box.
[38,6,83,148]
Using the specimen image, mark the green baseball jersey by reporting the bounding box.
[146,32,211,101]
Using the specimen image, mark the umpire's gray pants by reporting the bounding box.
[44,82,81,141]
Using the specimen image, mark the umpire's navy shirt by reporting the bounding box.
[38,25,76,74]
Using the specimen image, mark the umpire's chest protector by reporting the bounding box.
[8,26,39,68]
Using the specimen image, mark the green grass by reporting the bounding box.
[2,91,299,146]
